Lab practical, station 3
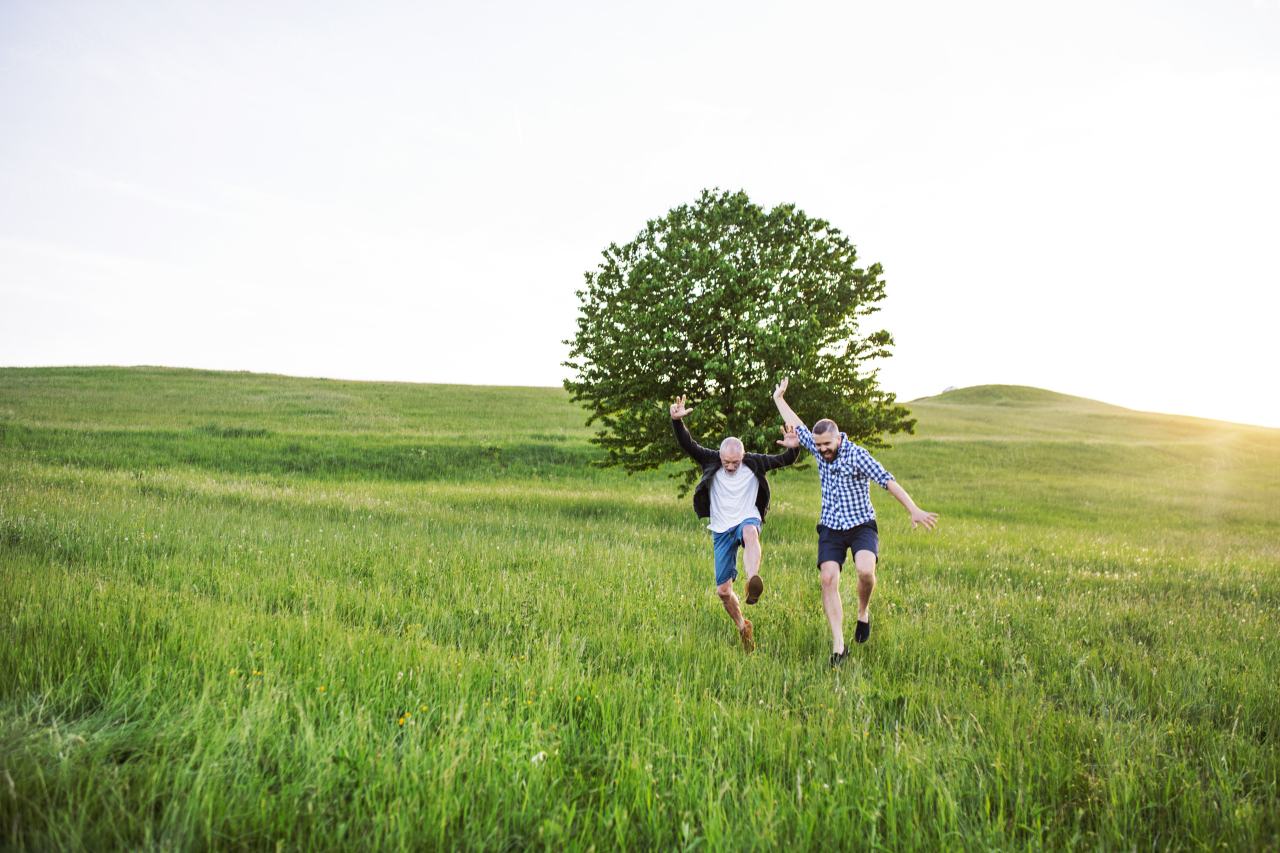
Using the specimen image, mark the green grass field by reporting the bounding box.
[2,366,1277,852]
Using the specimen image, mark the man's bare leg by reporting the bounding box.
[716,579,745,631]
[742,525,764,604]
[742,526,761,582]
[717,578,754,652]
[853,550,877,622]
[819,560,844,654]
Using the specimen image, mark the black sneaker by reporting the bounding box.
[828,648,848,668]
[854,619,871,644]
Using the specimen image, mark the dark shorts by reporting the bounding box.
[712,518,762,586]
[816,521,879,569]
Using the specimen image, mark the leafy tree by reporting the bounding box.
[563,188,915,492]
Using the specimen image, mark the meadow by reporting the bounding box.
[1,366,1277,852]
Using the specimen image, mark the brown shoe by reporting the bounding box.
[739,619,755,653]
[745,574,764,605]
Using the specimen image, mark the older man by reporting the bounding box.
[772,377,938,666]
[670,395,799,652]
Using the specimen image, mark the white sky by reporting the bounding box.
[3,0,1278,427]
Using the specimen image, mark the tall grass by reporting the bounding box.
[1,368,1277,851]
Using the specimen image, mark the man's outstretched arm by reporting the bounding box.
[886,480,939,531]
[759,425,801,471]
[771,377,805,428]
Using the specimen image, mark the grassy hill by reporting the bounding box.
[0,366,591,438]
[0,366,598,482]
[1,367,1277,851]
[906,384,1274,444]
[887,383,1279,540]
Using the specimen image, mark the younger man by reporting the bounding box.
[670,395,799,652]
[772,378,938,666]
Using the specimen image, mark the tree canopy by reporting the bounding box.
[563,188,915,491]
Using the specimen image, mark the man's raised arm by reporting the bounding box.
[670,395,717,465]
[772,377,805,428]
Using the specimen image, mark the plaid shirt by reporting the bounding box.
[795,425,895,529]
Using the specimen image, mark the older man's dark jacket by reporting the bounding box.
[672,418,799,521]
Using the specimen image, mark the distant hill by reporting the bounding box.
[0,366,595,483]
[902,384,1276,446]
[912,384,1125,410]
[0,365,589,442]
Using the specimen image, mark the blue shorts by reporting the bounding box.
[712,518,762,586]
[816,521,879,569]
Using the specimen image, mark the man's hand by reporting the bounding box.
[670,395,694,420]
[886,481,938,530]
[771,377,804,428]
[909,508,939,531]
[776,424,800,448]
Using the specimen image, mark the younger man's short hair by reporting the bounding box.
[812,419,839,435]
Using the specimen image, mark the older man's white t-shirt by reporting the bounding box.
[707,465,760,533]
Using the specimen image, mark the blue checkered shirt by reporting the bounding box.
[795,425,895,529]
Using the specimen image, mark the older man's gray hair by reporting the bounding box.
[719,437,744,456]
